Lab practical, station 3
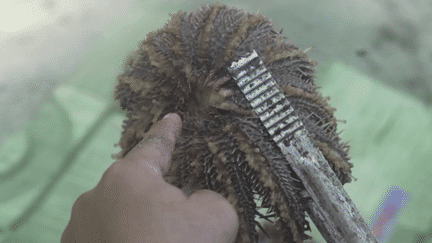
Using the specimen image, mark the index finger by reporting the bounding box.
[123,113,182,178]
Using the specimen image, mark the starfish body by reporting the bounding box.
[113,3,353,242]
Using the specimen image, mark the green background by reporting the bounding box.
[1,1,431,242]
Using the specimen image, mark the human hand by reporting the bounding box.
[61,113,239,243]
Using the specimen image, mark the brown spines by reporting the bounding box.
[258,220,284,243]
[263,35,302,60]
[196,3,226,68]
[217,152,229,164]
[289,95,338,136]
[112,112,155,159]
[207,124,265,242]
[216,11,268,70]
[273,192,303,243]
[187,71,232,115]
[281,84,337,116]
[229,18,276,66]
[210,149,254,242]
[118,77,154,97]
[179,137,209,189]
[206,141,219,154]
[113,2,354,243]
[263,44,318,95]
[207,5,245,70]
[233,130,266,172]
[179,5,212,78]
[227,124,306,242]
[314,140,352,173]
[253,176,305,243]
[233,131,272,190]
[140,38,166,70]
[238,123,309,241]
[142,11,184,75]
[163,152,183,187]
[185,156,204,191]
[262,37,311,65]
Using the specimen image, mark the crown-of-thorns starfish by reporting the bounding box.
[112,3,354,242]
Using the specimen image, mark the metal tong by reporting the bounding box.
[227,50,377,243]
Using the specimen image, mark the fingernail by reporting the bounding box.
[162,113,172,120]
[181,183,193,197]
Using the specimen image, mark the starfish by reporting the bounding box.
[112,3,354,242]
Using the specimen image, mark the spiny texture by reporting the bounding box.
[112,3,354,242]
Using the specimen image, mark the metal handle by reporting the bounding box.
[227,50,377,243]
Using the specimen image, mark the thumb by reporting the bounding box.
[186,189,239,243]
